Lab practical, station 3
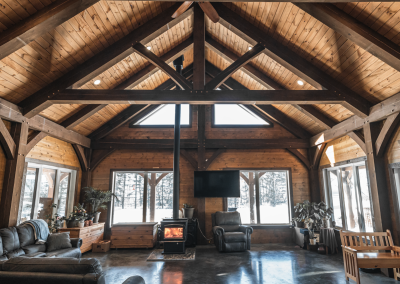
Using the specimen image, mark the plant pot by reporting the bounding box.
[78,221,84,228]
[93,212,101,223]
[310,238,317,245]
[294,221,304,228]
[322,218,332,228]
[67,220,78,228]
[182,208,194,219]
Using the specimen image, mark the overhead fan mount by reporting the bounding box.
[172,2,220,23]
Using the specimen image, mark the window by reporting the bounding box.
[18,162,77,224]
[324,161,374,232]
[130,104,191,128]
[111,171,173,224]
[227,170,292,225]
[212,104,272,128]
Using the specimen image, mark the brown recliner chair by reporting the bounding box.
[212,211,253,252]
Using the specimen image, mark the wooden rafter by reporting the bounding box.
[132,43,192,90]
[18,3,193,118]
[72,144,89,171]
[26,131,47,154]
[311,93,400,146]
[0,0,99,60]
[60,105,106,130]
[212,3,371,118]
[0,99,89,147]
[51,89,341,104]
[92,138,309,149]
[205,43,265,90]
[348,131,366,154]
[295,3,400,72]
[376,113,400,157]
[206,34,337,130]
[0,119,16,160]
[204,149,225,170]
[180,149,198,169]
[286,148,310,169]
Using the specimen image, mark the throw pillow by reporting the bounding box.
[46,232,72,252]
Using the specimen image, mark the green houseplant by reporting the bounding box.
[293,200,333,230]
[83,187,119,223]
[182,203,195,219]
[45,204,65,233]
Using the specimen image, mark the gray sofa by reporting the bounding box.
[0,224,82,261]
[212,211,253,252]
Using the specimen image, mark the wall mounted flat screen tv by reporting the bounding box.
[194,170,240,198]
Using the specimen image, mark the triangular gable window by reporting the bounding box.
[212,104,272,127]
[131,104,191,128]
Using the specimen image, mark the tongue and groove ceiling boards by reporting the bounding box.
[1,1,400,142]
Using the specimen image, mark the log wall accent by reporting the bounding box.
[91,148,309,243]
[320,135,366,166]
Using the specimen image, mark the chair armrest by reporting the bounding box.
[342,245,358,252]
[212,226,225,236]
[70,238,83,248]
[391,246,400,253]
[238,225,253,235]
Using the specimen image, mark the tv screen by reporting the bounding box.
[194,170,240,198]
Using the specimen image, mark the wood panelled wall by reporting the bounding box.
[27,136,82,204]
[320,135,366,166]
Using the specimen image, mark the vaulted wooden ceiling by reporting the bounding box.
[1,1,400,138]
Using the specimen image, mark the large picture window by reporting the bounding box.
[111,171,173,224]
[227,170,292,225]
[324,161,373,232]
[18,161,77,224]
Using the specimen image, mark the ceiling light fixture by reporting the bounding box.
[94,80,101,85]
[297,80,304,86]
[147,46,152,50]
[248,46,252,50]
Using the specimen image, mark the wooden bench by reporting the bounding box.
[340,230,400,284]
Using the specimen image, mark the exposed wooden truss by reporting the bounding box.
[286,148,310,169]
[26,132,48,154]
[0,119,16,160]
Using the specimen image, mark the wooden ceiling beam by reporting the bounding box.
[132,43,192,90]
[0,0,99,61]
[206,35,336,130]
[295,3,400,73]
[205,43,264,90]
[60,38,193,130]
[26,131,47,154]
[213,3,371,118]
[0,98,90,147]
[92,138,309,150]
[112,0,393,2]
[0,119,16,160]
[193,4,205,91]
[311,93,400,146]
[18,3,193,118]
[51,89,341,104]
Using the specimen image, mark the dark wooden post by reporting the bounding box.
[0,121,28,227]
[150,173,156,222]
[309,146,325,202]
[364,122,393,232]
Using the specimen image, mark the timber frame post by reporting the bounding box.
[0,121,29,228]
[308,144,327,203]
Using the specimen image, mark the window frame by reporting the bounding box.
[17,158,78,224]
[211,105,274,128]
[129,105,193,128]
[388,162,400,239]
[224,167,293,226]
[108,169,173,228]
[323,158,374,232]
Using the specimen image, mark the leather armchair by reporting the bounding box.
[212,211,253,252]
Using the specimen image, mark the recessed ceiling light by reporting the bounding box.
[248,46,252,50]
[147,46,151,50]
[297,80,304,86]
[94,79,101,85]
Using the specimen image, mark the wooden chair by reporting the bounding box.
[340,230,400,283]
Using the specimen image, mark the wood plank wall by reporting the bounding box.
[320,135,366,166]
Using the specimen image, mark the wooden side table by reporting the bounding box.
[59,222,105,253]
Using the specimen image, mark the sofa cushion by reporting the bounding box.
[2,257,103,275]
[45,247,81,259]
[0,227,20,254]
[16,224,35,247]
[6,248,25,259]
[46,232,72,252]
[220,225,240,232]
[215,211,241,226]
[22,244,46,255]
[0,235,3,256]
[223,232,246,243]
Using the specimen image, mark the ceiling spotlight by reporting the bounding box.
[146,46,152,50]
[94,79,101,85]
[297,80,304,86]
[248,46,252,50]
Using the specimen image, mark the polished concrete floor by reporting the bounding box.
[83,244,399,284]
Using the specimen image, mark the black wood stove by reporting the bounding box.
[160,217,188,254]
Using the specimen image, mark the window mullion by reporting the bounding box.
[354,165,365,232]
[52,170,61,218]
[143,172,148,222]
[255,172,260,224]
[338,169,348,230]
[31,167,43,220]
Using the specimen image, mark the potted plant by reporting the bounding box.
[182,203,194,219]
[83,187,119,223]
[45,204,65,233]
[291,217,304,228]
[294,200,333,230]
[65,204,87,228]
